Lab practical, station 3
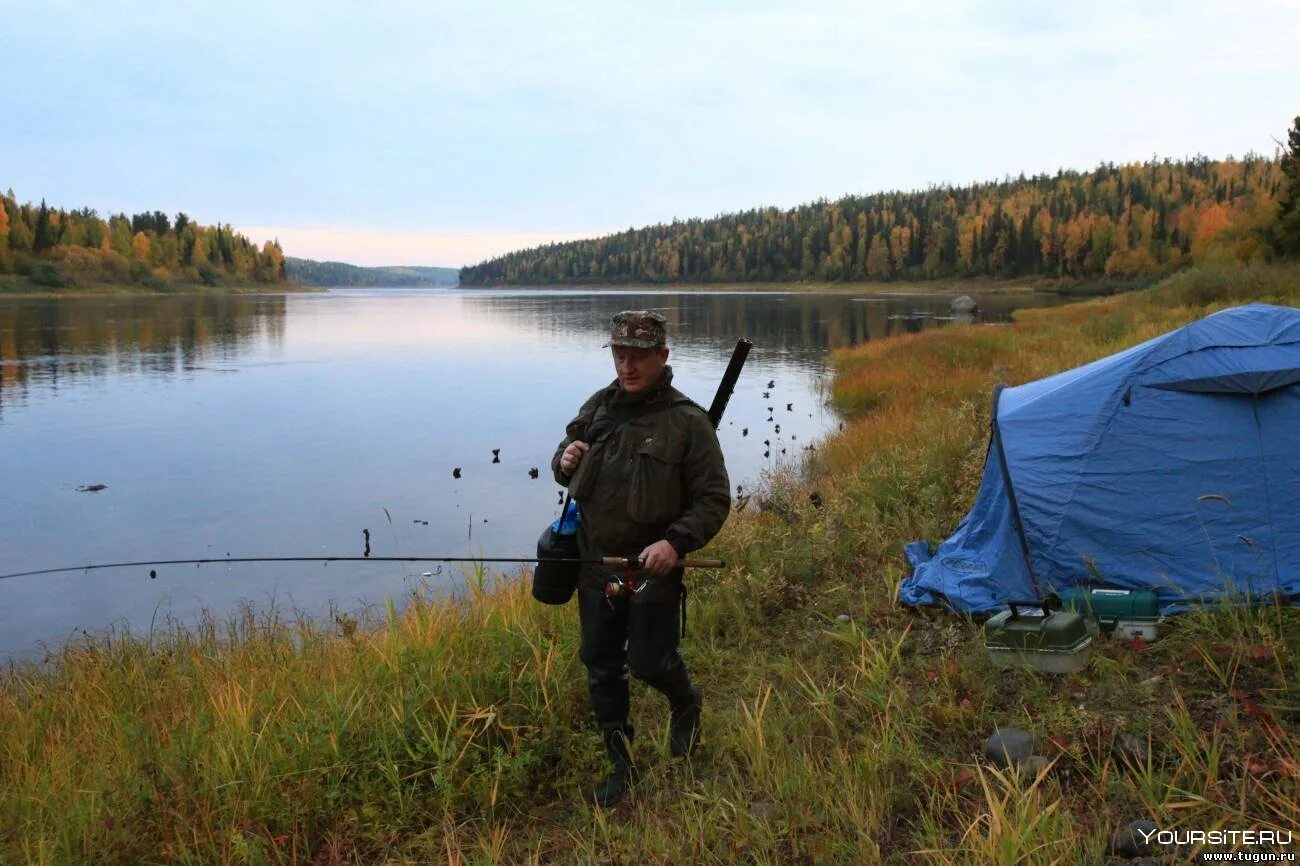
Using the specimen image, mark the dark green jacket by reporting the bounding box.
[551,366,731,601]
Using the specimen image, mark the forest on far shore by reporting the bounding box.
[284,258,459,288]
[462,117,1300,287]
[0,190,286,291]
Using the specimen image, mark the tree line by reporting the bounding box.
[0,190,286,290]
[463,125,1300,287]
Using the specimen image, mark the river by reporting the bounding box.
[0,286,1063,659]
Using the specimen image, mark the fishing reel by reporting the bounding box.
[604,557,654,599]
[604,575,650,598]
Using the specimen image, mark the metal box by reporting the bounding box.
[984,599,1092,674]
[1057,588,1160,641]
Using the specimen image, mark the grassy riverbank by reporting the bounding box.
[2,264,1297,864]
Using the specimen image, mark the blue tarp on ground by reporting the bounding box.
[901,303,1300,614]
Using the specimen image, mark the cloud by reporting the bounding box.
[237,225,612,268]
[4,0,1298,241]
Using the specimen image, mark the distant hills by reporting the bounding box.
[286,257,459,288]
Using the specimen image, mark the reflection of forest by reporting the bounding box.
[469,291,1058,355]
[0,291,1060,414]
[0,295,287,410]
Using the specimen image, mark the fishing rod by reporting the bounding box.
[7,339,753,588]
[0,554,726,582]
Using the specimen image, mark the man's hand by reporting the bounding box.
[639,539,679,576]
[560,440,589,474]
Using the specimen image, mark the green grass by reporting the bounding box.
[2,263,1298,864]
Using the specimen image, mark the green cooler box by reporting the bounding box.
[984,598,1092,674]
[1057,588,1160,641]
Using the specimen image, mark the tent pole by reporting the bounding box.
[991,384,1043,598]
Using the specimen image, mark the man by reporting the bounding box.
[552,310,731,807]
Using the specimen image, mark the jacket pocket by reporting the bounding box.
[627,431,685,524]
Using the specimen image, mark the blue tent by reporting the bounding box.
[902,303,1300,614]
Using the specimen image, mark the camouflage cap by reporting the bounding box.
[604,310,668,348]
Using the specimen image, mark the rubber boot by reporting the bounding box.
[592,726,637,808]
[669,685,702,758]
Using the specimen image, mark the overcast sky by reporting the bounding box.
[3,1,1296,267]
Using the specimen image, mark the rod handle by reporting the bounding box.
[600,556,725,569]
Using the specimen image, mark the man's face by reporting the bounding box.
[612,345,669,393]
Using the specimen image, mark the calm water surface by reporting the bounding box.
[0,287,1062,658]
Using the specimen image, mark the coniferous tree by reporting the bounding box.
[33,200,55,252]
[1276,115,1300,256]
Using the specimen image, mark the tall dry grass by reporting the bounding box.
[2,263,1298,863]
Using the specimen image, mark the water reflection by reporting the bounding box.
[0,289,1053,400]
[0,294,287,414]
[0,287,1062,659]
[449,288,1050,357]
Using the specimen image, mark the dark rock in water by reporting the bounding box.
[77,484,108,493]
[763,450,770,458]
[767,380,775,388]
[983,728,1035,768]
[764,439,770,446]
[767,416,773,423]
[742,427,748,437]
[774,424,780,434]
[736,484,744,495]
[951,295,978,315]
[786,403,792,411]
[528,467,539,479]
[453,467,462,479]
[1111,819,1159,858]
[492,449,501,464]
[762,391,770,398]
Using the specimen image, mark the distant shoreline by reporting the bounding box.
[2,274,1151,299]
[0,278,323,299]
[457,275,1147,296]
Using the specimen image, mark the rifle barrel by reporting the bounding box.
[707,338,752,429]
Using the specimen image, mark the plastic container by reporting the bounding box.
[984,598,1092,674]
[1057,588,1160,641]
